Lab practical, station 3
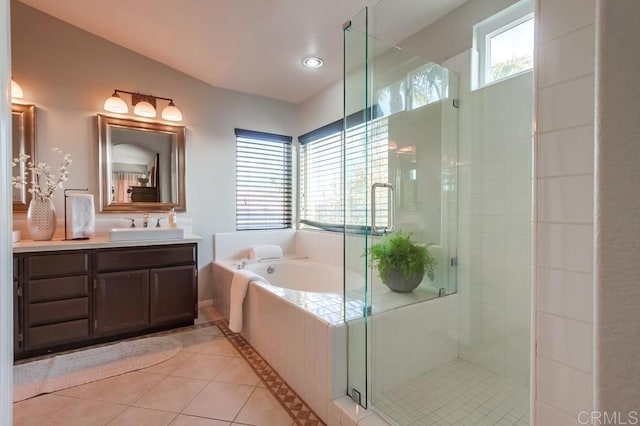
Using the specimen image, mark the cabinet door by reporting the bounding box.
[14,280,22,354]
[150,265,196,326]
[95,270,150,336]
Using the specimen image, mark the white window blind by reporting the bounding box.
[235,129,292,230]
[299,116,389,231]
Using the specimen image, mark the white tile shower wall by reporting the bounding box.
[212,229,296,260]
[296,230,343,266]
[240,281,347,423]
[370,295,459,397]
[535,0,595,421]
[451,46,533,387]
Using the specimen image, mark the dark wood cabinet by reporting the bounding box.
[13,280,21,353]
[13,255,23,354]
[23,251,91,351]
[150,265,197,326]
[95,270,150,336]
[13,242,197,360]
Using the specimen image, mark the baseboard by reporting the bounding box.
[198,299,214,308]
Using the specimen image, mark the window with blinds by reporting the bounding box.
[299,117,389,231]
[235,129,292,230]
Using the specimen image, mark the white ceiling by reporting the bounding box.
[18,0,465,104]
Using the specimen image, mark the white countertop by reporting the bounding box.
[13,234,202,253]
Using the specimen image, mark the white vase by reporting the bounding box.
[27,198,56,241]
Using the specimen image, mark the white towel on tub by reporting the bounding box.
[248,244,283,260]
[229,269,262,333]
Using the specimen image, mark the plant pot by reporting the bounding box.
[383,268,423,292]
[27,198,56,241]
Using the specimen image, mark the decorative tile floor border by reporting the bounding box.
[215,319,326,426]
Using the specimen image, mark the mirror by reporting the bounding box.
[98,114,186,212]
[12,104,36,212]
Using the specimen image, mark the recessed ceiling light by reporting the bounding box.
[302,56,324,68]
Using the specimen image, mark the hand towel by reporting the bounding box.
[248,244,283,260]
[229,269,262,333]
[68,194,95,239]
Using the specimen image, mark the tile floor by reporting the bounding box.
[13,307,297,426]
[372,359,529,426]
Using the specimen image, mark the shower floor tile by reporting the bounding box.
[372,359,529,425]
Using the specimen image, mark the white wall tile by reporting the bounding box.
[483,161,506,180]
[535,0,597,423]
[213,229,296,260]
[539,24,595,87]
[538,76,595,133]
[537,268,593,323]
[538,175,594,224]
[537,313,593,372]
[536,357,593,417]
[538,125,594,178]
[483,179,507,198]
[538,0,596,43]
[482,215,506,234]
[536,401,584,426]
[507,197,532,217]
[506,215,531,236]
[537,223,593,273]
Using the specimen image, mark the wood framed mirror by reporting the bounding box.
[12,103,36,212]
[98,114,186,212]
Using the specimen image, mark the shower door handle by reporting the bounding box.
[371,182,396,235]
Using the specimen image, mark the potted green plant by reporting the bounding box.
[368,231,437,292]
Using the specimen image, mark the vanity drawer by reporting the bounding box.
[26,319,90,349]
[27,276,89,303]
[27,252,90,278]
[95,244,196,272]
[28,298,89,327]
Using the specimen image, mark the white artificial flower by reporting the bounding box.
[11,149,73,202]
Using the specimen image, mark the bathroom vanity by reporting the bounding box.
[12,238,199,360]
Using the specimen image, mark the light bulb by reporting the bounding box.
[103,92,128,113]
[134,101,156,118]
[161,101,183,122]
[302,57,323,68]
[11,79,24,99]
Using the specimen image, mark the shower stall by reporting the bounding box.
[342,2,533,425]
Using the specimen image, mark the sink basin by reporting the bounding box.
[109,227,184,242]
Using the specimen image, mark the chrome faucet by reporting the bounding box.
[236,258,261,269]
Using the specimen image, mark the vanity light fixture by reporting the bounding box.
[103,89,183,122]
[103,91,128,113]
[302,56,324,68]
[11,79,24,99]
[133,100,156,118]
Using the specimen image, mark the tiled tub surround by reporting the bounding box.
[212,260,347,423]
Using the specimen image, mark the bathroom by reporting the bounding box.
[1,0,639,424]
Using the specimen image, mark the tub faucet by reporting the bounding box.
[237,258,261,269]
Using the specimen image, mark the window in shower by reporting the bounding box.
[298,116,389,231]
[234,128,293,230]
[474,0,534,88]
[409,62,450,109]
[375,62,450,117]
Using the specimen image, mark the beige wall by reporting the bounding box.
[399,0,517,65]
[10,1,298,301]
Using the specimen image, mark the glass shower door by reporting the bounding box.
[343,7,370,408]
[343,5,460,414]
